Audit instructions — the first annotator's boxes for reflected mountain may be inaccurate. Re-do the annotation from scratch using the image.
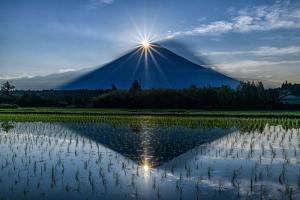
[0,121,234,167]
[62,122,235,167]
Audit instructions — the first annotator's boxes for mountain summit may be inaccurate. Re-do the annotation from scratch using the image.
[60,44,239,90]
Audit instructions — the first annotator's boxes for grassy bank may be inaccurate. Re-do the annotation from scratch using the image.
[0,108,299,129]
[0,113,299,131]
[0,107,300,118]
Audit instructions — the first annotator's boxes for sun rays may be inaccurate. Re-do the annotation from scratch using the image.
[124,19,172,87]
[142,40,150,48]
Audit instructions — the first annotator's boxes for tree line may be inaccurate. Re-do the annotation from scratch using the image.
[0,80,299,109]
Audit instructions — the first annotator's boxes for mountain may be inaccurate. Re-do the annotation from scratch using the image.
[60,44,239,90]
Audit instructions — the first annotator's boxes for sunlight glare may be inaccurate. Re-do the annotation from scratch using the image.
[143,164,150,171]
[142,40,150,48]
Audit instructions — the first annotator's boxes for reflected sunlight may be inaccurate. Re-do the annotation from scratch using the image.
[143,164,150,171]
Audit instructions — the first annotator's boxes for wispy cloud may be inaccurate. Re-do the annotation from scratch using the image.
[167,1,300,38]
[87,0,115,9]
[215,59,300,85]
[203,46,300,56]
[0,73,34,80]
[203,45,300,84]
[217,60,300,69]
[59,68,76,73]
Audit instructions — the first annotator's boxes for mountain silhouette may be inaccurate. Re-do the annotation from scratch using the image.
[60,44,239,89]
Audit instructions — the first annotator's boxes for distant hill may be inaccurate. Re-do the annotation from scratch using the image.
[0,68,93,90]
[60,44,239,90]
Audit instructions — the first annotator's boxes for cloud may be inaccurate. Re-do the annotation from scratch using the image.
[167,1,300,38]
[216,60,300,69]
[87,0,114,9]
[214,59,300,85]
[202,45,300,84]
[203,46,300,56]
[59,68,76,73]
[0,73,34,80]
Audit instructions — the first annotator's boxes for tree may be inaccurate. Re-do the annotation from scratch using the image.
[65,95,73,105]
[281,81,292,89]
[129,80,141,94]
[1,81,15,96]
[111,84,118,91]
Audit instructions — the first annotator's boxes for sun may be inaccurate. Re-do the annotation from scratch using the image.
[141,40,150,48]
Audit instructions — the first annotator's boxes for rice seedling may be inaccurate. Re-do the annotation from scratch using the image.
[0,118,299,199]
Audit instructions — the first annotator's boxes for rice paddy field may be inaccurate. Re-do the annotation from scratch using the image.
[1,108,300,118]
[0,109,300,199]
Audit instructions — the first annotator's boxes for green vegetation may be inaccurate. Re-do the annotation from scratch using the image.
[92,82,281,109]
[1,81,299,109]
[0,108,299,131]
[1,81,15,96]
[0,104,18,108]
[0,107,300,117]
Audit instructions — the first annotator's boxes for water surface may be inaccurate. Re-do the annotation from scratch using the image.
[0,121,299,199]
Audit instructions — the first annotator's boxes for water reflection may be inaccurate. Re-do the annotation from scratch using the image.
[64,122,233,167]
[0,121,299,199]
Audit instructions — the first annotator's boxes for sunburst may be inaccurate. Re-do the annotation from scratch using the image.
[141,39,150,48]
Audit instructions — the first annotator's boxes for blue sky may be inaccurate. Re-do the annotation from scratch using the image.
[0,0,300,85]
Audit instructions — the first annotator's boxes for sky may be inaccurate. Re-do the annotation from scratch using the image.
[0,0,300,86]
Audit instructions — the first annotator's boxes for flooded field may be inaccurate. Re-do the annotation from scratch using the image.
[0,119,299,199]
